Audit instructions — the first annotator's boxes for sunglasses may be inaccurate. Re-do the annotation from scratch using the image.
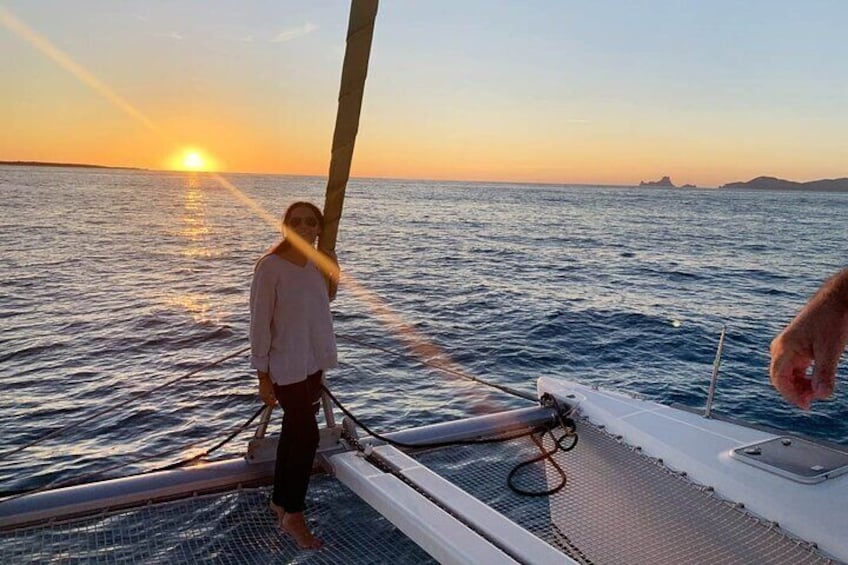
[288,216,318,228]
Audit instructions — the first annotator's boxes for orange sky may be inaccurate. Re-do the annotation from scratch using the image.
[2,2,847,188]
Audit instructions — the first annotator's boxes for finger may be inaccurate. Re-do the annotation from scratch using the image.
[768,336,791,384]
[770,353,813,409]
[811,356,838,400]
[785,376,813,410]
[791,372,814,411]
[769,332,819,407]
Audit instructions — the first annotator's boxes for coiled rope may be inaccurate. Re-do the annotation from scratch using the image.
[506,394,578,497]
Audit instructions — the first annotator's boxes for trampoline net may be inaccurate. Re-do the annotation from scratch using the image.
[1,478,434,564]
[413,418,838,565]
[1,418,840,564]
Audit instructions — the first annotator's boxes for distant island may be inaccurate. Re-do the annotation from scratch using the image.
[0,160,143,171]
[720,176,848,192]
[639,176,676,188]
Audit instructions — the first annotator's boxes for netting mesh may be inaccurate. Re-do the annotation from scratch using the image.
[2,419,841,564]
[413,418,838,565]
[1,477,434,564]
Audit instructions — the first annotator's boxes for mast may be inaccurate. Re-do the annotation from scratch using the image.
[317,0,378,427]
[319,0,379,255]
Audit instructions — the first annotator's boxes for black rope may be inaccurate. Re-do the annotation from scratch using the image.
[323,385,579,498]
[507,412,578,497]
[0,404,265,501]
[330,337,582,496]
[322,385,545,449]
[506,394,578,497]
[0,346,250,461]
[142,405,265,473]
[336,333,537,402]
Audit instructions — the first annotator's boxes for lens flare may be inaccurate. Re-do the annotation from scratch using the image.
[1,6,507,412]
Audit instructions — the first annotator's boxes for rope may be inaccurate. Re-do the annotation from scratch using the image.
[336,333,537,402]
[324,385,579,498]
[0,346,250,460]
[322,385,544,450]
[142,405,265,472]
[328,337,583,497]
[507,395,578,497]
[1,331,568,502]
[5,332,528,463]
[0,404,265,502]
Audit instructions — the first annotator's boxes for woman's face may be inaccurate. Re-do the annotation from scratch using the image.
[286,206,321,245]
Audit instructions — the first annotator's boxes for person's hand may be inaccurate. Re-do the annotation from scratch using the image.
[325,250,339,301]
[257,371,276,406]
[325,250,339,279]
[770,297,848,409]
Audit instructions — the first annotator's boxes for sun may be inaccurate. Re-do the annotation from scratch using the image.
[183,151,205,171]
[168,148,217,172]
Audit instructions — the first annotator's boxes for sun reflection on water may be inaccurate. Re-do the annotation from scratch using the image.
[180,174,216,258]
[163,293,221,326]
[160,174,224,325]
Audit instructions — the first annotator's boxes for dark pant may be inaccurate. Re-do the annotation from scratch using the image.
[272,371,323,513]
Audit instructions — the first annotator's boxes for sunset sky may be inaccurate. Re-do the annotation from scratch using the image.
[1,1,846,187]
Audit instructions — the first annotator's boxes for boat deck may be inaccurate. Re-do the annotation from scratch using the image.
[2,414,838,563]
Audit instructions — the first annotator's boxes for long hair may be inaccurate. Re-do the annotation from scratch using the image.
[257,201,324,268]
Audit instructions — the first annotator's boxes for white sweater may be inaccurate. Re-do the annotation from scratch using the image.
[249,254,338,386]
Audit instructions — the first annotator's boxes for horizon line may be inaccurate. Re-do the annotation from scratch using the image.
[0,159,726,189]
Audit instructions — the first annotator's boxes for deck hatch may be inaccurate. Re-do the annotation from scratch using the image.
[731,436,848,483]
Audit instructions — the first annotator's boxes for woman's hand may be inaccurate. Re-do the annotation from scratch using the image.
[257,371,276,406]
[325,250,340,301]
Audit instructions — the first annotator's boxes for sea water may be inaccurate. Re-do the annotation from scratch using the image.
[1,165,846,495]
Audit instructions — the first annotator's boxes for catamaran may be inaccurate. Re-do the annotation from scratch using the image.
[2,2,847,563]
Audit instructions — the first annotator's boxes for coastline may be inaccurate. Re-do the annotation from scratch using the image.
[0,160,144,171]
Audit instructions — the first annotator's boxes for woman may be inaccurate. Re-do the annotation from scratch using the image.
[249,201,338,549]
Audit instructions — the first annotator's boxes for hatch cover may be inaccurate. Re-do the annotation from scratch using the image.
[731,436,848,483]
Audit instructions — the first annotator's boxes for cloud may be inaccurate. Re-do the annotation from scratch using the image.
[154,31,184,40]
[271,22,318,43]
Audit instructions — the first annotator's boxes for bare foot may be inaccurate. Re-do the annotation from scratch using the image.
[269,501,285,527]
[281,511,323,549]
